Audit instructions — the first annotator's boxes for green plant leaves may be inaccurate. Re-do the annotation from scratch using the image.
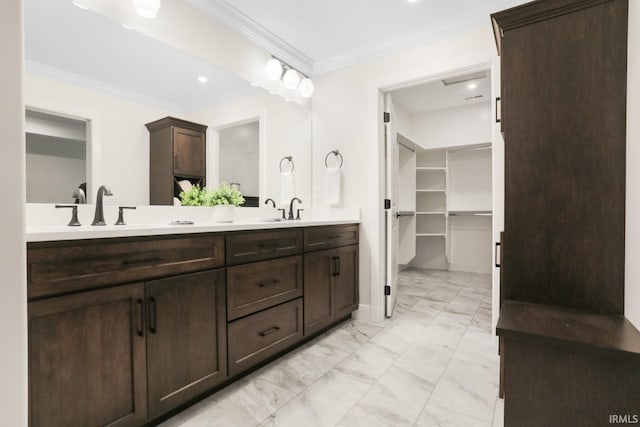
[179,182,245,207]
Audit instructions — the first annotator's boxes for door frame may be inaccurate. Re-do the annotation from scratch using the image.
[370,61,495,323]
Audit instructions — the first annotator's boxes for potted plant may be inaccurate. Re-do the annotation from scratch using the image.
[179,183,245,222]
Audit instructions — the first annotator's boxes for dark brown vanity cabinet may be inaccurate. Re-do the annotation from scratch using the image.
[145,269,227,419]
[29,283,148,427]
[27,224,359,426]
[303,226,359,336]
[226,230,305,376]
[147,116,207,205]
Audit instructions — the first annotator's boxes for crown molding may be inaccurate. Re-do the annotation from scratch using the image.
[25,61,255,114]
[26,60,186,113]
[186,0,314,76]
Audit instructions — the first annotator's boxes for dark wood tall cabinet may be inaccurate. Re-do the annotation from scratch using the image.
[147,117,207,205]
[492,0,640,425]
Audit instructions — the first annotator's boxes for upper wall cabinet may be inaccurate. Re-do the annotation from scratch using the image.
[147,117,208,205]
[492,0,628,314]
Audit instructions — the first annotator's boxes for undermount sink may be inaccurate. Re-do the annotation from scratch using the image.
[260,218,284,222]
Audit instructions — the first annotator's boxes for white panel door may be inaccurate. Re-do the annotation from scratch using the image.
[385,94,399,317]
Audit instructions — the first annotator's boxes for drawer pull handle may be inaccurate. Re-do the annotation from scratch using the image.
[123,256,163,266]
[136,299,144,337]
[258,279,280,288]
[257,240,277,250]
[328,235,341,240]
[148,297,157,334]
[259,326,280,337]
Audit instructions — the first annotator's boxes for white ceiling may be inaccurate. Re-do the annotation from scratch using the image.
[24,0,252,112]
[391,70,491,114]
[189,0,532,75]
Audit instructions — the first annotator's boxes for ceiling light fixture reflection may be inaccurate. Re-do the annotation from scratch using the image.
[72,1,89,10]
[132,0,161,19]
[197,76,208,83]
[467,82,477,90]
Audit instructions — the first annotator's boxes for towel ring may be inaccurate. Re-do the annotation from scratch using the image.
[324,150,344,168]
[279,156,295,173]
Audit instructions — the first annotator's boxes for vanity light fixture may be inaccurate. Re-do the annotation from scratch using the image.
[265,56,315,97]
[197,76,208,83]
[265,58,284,81]
[283,69,300,90]
[132,0,161,19]
[298,78,315,98]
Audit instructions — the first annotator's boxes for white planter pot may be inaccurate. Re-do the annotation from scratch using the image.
[212,204,235,223]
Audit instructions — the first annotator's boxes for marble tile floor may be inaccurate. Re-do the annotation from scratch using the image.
[160,269,503,427]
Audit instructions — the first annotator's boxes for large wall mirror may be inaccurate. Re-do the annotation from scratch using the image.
[24,0,311,206]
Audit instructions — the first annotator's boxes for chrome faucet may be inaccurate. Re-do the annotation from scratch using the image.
[92,185,113,226]
[288,197,302,220]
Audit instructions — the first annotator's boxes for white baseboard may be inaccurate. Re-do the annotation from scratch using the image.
[352,304,372,322]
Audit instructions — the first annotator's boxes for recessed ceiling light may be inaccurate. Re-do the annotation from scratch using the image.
[197,76,208,83]
[467,82,477,90]
[408,0,419,3]
[72,1,89,10]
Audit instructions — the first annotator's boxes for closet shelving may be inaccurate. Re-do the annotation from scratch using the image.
[415,147,448,239]
[397,133,417,265]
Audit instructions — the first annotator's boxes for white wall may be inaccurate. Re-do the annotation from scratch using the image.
[24,73,174,205]
[626,1,640,330]
[218,122,259,197]
[26,151,85,203]
[0,0,27,424]
[411,102,491,150]
[188,91,312,208]
[312,25,497,321]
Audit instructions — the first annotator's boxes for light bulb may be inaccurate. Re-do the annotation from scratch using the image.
[283,69,300,90]
[132,0,161,19]
[298,78,314,97]
[265,58,283,81]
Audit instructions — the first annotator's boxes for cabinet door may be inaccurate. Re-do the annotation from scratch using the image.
[334,245,359,320]
[303,250,334,336]
[173,127,205,177]
[29,284,147,427]
[146,270,227,419]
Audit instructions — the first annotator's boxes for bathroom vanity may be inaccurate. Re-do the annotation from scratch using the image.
[26,220,359,427]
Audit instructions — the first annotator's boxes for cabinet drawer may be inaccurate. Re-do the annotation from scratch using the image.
[227,256,303,321]
[304,225,358,252]
[228,298,303,376]
[27,234,224,299]
[226,229,303,265]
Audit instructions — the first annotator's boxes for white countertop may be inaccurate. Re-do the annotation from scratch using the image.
[26,204,360,242]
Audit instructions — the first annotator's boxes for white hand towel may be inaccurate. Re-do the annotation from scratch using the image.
[280,171,295,206]
[324,166,342,205]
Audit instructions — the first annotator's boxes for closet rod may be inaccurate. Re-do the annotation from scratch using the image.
[398,141,416,152]
[447,143,492,153]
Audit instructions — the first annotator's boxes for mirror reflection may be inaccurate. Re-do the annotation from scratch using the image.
[23,0,311,206]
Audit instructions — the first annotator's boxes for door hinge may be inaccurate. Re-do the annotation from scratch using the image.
[384,199,391,209]
[383,112,390,123]
[384,285,391,296]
